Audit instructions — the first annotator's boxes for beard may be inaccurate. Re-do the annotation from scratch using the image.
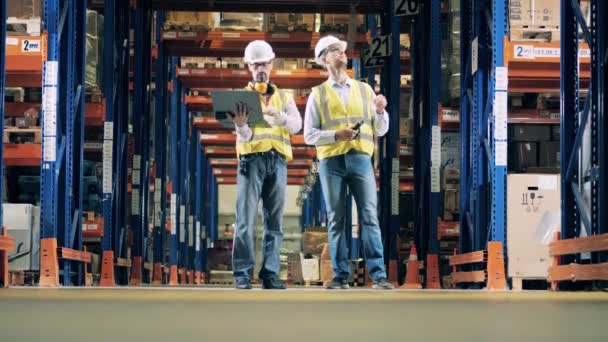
[255,72,268,82]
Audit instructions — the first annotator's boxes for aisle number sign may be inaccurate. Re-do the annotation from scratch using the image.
[395,0,419,16]
[362,35,391,68]
[21,39,41,53]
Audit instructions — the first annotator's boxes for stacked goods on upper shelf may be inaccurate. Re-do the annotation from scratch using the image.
[7,0,42,36]
[319,14,366,34]
[217,12,264,31]
[86,10,104,91]
[265,13,315,32]
[508,0,590,42]
[447,0,460,102]
[163,11,215,31]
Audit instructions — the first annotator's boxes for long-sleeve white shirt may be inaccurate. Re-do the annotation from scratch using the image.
[304,77,389,146]
[235,93,302,141]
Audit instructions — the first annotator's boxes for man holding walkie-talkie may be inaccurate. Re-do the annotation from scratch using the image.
[304,36,393,290]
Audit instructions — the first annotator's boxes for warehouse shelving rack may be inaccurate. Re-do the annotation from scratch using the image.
[454,0,508,289]
[552,0,608,288]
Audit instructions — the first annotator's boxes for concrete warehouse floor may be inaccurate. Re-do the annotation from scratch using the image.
[0,288,607,342]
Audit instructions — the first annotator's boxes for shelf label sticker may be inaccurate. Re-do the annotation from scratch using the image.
[42,85,57,113]
[163,32,177,39]
[222,32,241,38]
[180,206,185,224]
[154,178,162,202]
[133,155,141,169]
[513,45,535,59]
[391,158,399,216]
[179,219,186,243]
[131,189,140,215]
[44,61,59,86]
[202,225,207,240]
[495,67,508,91]
[472,37,478,75]
[189,216,194,247]
[104,122,114,140]
[192,69,207,75]
[43,93,57,137]
[177,69,190,75]
[132,169,141,185]
[431,125,441,166]
[154,202,161,226]
[43,136,56,162]
[195,221,201,251]
[102,141,113,193]
[22,39,41,53]
[494,91,508,140]
[495,141,508,166]
[431,166,440,193]
[276,70,292,76]
[231,70,247,75]
[178,32,196,38]
[170,194,177,235]
[271,33,289,39]
[6,37,18,45]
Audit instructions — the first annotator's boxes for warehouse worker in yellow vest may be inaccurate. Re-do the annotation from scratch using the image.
[304,36,393,290]
[228,40,302,289]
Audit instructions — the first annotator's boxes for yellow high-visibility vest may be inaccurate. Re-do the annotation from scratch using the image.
[236,86,293,161]
[311,80,375,160]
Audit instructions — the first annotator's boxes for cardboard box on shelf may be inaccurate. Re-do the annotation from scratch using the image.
[320,14,365,33]
[7,0,42,19]
[217,12,264,31]
[303,229,328,256]
[165,11,215,31]
[301,257,320,282]
[265,13,315,32]
[507,174,560,282]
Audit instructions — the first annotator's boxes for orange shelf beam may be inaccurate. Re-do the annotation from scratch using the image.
[4,144,41,166]
[5,101,105,126]
[186,95,308,113]
[504,37,590,93]
[178,68,354,89]
[163,31,369,58]
[5,35,47,87]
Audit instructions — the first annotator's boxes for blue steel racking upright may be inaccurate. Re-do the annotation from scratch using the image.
[38,0,88,287]
[457,0,508,286]
[131,0,154,285]
[560,0,607,269]
[0,0,5,243]
[100,0,131,286]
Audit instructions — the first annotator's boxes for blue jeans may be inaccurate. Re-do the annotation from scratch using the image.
[319,152,387,282]
[233,151,286,282]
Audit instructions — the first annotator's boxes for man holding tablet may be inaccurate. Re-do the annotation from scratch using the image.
[227,40,302,289]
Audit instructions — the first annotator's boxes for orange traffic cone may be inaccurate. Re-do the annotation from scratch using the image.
[400,245,422,289]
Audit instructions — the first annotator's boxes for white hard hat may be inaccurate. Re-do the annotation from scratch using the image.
[314,35,347,65]
[243,40,275,64]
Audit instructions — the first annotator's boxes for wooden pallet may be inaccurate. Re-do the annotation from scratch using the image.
[510,26,560,43]
[3,127,42,144]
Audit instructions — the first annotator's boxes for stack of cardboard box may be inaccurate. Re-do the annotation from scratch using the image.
[265,13,315,32]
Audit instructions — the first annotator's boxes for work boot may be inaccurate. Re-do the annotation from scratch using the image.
[261,277,286,289]
[372,278,394,290]
[325,277,350,290]
[235,278,252,290]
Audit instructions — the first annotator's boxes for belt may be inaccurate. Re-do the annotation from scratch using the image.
[241,149,285,160]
